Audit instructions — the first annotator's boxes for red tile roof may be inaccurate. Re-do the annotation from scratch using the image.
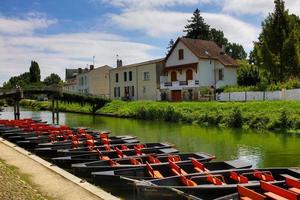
[166,38,238,67]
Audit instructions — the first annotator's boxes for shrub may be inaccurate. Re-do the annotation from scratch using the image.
[0,100,5,107]
[226,107,243,128]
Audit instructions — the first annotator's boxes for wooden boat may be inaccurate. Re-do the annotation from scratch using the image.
[16,135,137,150]
[52,147,180,169]
[8,130,109,145]
[91,159,251,193]
[134,168,300,200]
[72,152,215,179]
[34,142,174,158]
[216,175,300,200]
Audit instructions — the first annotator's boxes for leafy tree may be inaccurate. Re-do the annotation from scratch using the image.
[226,43,247,60]
[44,73,61,86]
[237,60,261,86]
[166,39,175,54]
[184,9,247,60]
[253,0,300,82]
[209,28,228,47]
[29,61,41,82]
[3,72,31,89]
[184,8,210,40]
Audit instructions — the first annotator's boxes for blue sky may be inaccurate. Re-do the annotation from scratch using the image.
[0,0,299,84]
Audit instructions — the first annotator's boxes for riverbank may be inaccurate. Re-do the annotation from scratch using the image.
[20,99,300,132]
[0,159,49,200]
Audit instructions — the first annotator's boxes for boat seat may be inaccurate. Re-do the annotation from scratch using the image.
[115,147,126,158]
[168,155,181,162]
[120,144,129,150]
[180,176,197,187]
[146,162,164,179]
[261,181,299,200]
[206,175,225,185]
[289,187,300,194]
[169,161,187,176]
[191,159,208,173]
[264,192,289,200]
[148,155,161,164]
[253,170,274,182]
[230,171,248,183]
[130,158,142,165]
[237,185,266,200]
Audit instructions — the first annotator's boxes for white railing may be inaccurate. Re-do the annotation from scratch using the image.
[217,88,300,101]
[160,80,200,89]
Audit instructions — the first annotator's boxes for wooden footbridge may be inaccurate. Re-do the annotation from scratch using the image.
[0,85,110,124]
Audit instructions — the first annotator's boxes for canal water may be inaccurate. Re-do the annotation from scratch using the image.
[1,107,300,168]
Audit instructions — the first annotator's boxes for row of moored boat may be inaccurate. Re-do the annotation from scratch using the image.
[0,118,299,200]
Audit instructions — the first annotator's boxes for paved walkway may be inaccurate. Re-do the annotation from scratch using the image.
[0,138,119,200]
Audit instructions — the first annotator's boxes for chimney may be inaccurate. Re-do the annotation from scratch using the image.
[117,59,123,68]
[220,45,226,55]
[90,65,94,70]
[78,68,82,74]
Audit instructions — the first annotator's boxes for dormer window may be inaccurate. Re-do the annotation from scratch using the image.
[178,49,184,60]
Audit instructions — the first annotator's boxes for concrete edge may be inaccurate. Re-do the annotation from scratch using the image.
[0,137,120,200]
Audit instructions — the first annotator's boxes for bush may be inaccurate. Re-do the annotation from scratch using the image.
[0,100,5,107]
[237,60,260,86]
[226,107,243,128]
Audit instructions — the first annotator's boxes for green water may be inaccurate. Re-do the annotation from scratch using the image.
[1,108,300,168]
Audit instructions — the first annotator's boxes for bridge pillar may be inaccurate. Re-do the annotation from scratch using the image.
[13,100,20,120]
[51,99,59,125]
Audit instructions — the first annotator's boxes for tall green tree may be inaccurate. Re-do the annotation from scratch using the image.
[184,9,247,60]
[29,61,41,82]
[226,43,247,60]
[209,28,228,47]
[184,8,210,40]
[44,73,61,86]
[253,0,300,82]
[166,39,175,54]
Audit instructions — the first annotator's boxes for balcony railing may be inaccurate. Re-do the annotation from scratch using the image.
[161,79,200,89]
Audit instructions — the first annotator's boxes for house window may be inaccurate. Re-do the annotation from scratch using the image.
[114,87,120,97]
[218,69,224,81]
[117,87,120,97]
[124,86,129,97]
[131,86,134,97]
[178,49,184,60]
[171,71,177,81]
[115,73,119,83]
[144,72,150,81]
[186,69,193,81]
[129,71,132,81]
[124,72,127,82]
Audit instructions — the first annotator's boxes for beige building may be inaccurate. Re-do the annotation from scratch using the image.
[76,65,112,97]
[109,58,164,100]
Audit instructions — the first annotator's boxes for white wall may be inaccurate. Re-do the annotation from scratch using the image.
[217,89,300,101]
[166,41,198,67]
[198,60,214,86]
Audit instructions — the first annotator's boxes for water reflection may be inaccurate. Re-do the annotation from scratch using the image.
[1,108,299,168]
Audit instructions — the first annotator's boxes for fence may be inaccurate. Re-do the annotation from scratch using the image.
[217,88,300,101]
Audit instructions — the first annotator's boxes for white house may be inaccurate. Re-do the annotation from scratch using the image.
[160,38,238,101]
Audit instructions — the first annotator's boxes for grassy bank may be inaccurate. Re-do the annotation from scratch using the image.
[20,99,300,132]
[0,159,50,200]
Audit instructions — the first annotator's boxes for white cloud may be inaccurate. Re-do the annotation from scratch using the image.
[101,0,214,10]
[109,9,259,50]
[222,0,300,16]
[0,12,57,35]
[0,15,159,85]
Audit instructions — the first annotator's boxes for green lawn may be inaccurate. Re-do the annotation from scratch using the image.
[20,100,300,132]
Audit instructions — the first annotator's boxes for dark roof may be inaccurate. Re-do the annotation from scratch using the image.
[110,58,164,71]
[65,69,79,81]
[166,38,238,67]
